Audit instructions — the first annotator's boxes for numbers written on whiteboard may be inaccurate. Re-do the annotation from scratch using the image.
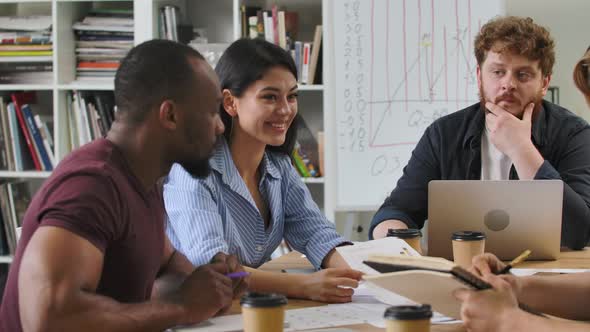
[408,108,449,128]
[370,154,402,176]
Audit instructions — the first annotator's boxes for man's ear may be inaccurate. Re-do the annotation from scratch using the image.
[476,65,482,89]
[541,75,551,96]
[158,99,177,130]
[222,89,237,117]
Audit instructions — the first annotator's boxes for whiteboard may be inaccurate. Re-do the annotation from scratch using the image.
[331,0,505,209]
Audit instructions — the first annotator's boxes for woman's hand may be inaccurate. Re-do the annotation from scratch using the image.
[300,268,364,303]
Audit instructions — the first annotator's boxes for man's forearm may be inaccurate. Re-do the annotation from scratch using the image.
[153,250,194,299]
[518,273,590,320]
[245,267,308,298]
[372,219,408,239]
[27,290,187,332]
[509,308,590,332]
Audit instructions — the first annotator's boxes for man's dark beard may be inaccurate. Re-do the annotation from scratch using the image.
[181,158,211,179]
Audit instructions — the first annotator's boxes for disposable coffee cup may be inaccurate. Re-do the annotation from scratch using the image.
[452,231,486,268]
[384,304,432,332]
[240,292,287,332]
[387,228,423,254]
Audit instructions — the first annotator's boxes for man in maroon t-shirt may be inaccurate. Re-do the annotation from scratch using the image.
[0,40,248,331]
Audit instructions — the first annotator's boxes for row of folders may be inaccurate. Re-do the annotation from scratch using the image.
[0,90,116,172]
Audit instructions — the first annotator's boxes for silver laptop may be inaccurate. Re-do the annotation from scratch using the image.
[427,180,563,260]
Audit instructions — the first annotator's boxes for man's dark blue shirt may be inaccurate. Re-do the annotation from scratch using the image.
[370,101,590,249]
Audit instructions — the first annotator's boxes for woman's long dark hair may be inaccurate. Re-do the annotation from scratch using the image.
[215,38,299,155]
[573,46,590,105]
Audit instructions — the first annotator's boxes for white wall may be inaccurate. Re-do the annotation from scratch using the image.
[507,0,590,119]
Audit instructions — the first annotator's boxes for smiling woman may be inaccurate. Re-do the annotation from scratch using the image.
[163,38,364,304]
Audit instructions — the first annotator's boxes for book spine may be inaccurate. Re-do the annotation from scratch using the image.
[248,16,258,39]
[10,95,42,171]
[170,7,179,42]
[0,50,52,56]
[6,103,23,171]
[271,5,279,45]
[256,10,264,37]
[301,42,311,84]
[76,92,92,144]
[159,8,167,40]
[308,25,322,84]
[278,11,286,49]
[0,185,16,254]
[22,104,52,171]
[0,110,8,170]
[1,100,14,171]
[240,5,247,38]
[66,92,78,150]
[34,114,55,167]
[263,11,273,43]
[294,41,303,83]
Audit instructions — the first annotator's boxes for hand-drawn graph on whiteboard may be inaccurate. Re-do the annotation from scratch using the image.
[333,0,504,209]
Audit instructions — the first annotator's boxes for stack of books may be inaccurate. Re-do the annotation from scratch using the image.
[65,90,115,149]
[72,9,134,81]
[241,5,322,85]
[0,15,53,84]
[0,92,54,172]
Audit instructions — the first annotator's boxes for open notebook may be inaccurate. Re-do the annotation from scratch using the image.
[362,255,543,319]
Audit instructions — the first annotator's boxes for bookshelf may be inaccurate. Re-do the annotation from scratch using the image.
[0,0,337,261]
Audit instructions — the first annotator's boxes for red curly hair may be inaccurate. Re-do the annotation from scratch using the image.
[474,16,555,77]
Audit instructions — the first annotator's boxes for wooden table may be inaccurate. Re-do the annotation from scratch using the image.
[226,248,590,331]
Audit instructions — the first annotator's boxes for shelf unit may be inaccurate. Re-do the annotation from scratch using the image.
[0,1,337,260]
[0,255,13,264]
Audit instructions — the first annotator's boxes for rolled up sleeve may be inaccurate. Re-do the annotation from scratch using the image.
[281,159,348,269]
[164,164,228,266]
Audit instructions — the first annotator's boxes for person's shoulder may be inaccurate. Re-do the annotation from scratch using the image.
[543,101,590,130]
[51,139,124,184]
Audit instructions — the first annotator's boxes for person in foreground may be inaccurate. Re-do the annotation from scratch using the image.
[453,47,590,332]
[0,40,248,332]
[370,16,590,250]
[164,38,363,303]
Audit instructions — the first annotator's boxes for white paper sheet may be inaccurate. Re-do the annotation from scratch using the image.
[172,300,457,331]
[336,237,421,275]
[172,314,243,332]
[510,268,590,277]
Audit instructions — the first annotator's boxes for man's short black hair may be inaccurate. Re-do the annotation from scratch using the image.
[114,39,205,123]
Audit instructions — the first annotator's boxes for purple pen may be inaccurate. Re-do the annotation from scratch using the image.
[226,271,250,279]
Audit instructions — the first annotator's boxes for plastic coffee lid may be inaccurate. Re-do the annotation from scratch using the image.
[451,231,486,241]
[384,304,433,320]
[240,292,288,308]
[386,228,422,239]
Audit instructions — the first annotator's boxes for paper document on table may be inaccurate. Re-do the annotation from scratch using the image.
[173,298,457,331]
[337,237,421,275]
[510,268,590,277]
[287,302,457,329]
[172,314,242,332]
